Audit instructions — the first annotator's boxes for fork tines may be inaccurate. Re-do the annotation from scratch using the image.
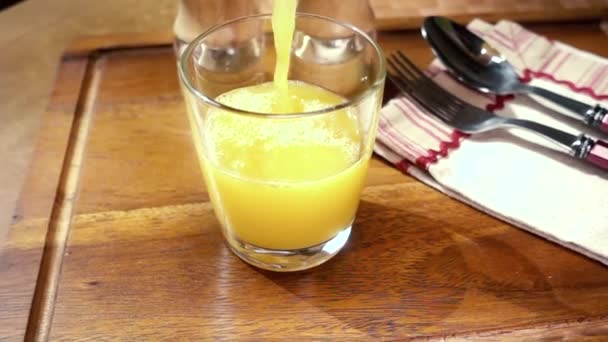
[387,51,463,123]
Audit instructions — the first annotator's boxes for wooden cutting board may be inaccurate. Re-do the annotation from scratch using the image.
[1,22,608,341]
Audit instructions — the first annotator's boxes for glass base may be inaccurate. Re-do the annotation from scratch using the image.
[226,226,352,272]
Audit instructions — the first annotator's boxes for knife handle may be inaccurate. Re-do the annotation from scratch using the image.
[599,108,608,133]
[585,105,608,134]
[586,140,608,170]
[526,85,608,134]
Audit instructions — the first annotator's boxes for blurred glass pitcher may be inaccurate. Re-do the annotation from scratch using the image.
[173,0,376,97]
[173,0,375,57]
[173,0,261,57]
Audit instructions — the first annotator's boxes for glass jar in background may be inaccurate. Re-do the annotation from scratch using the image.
[172,0,378,121]
[174,0,266,95]
[292,0,377,96]
[173,0,376,59]
[297,0,376,38]
[173,0,261,57]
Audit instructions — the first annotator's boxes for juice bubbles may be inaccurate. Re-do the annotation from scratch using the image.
[199,82,370,250]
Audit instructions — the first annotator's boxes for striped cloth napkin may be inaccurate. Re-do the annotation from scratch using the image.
[375,19,608,265]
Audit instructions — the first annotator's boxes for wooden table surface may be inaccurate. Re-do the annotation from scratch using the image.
[1,21,607,341]
[0,0,176,251]
[1,2,607,255]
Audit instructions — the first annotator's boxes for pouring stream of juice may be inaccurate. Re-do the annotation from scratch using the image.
[272,0,298,112]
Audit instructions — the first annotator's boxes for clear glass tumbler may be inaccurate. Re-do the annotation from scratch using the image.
[179,14,385,272]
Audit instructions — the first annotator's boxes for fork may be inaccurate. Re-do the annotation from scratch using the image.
[387,51,608,171]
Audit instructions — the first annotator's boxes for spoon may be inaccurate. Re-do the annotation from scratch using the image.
[421,16,608,134]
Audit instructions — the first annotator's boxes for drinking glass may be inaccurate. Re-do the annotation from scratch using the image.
[179,14,385,271]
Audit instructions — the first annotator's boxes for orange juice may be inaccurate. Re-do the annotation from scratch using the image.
[197,82,370,250]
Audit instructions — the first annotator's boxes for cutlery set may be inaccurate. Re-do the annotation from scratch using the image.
[388,16,608,170]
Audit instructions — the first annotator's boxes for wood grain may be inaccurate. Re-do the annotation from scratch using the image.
[444,318,608,341]
[64,32,175,58]
[0,0,606,288]
[25,54,102,342]
[1,22,608,341]
[49,184,608,340]
[0,58,88,341]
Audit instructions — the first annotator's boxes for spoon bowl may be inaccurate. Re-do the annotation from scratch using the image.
[421,16,522,94]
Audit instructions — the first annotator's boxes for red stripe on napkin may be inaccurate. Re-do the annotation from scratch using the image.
[521,69,608,101]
